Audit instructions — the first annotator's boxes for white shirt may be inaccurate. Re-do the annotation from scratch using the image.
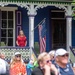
[0,58,6,74]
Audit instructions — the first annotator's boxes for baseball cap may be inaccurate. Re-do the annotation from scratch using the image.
[14,52,21,56]
[55,48,68,57]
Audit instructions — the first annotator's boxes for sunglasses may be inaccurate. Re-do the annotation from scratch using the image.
[46,60,51,63]
[60,54,69,57]
[15,55,21,58]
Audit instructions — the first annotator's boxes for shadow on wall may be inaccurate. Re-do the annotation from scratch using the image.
[34,42,40,55]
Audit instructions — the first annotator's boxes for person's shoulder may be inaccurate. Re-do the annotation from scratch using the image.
[0,58,3,63]
[32,67,43,73]
[24,35,27,38]
[32,67,40,71]
[17,35,20,39]
[0,58,5,62]
[31,67,43,75]
[67,63,72,68]
[0,58,6,64]
[27,63,33,68]
[17,35,20,37]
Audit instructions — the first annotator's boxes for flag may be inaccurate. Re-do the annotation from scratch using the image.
[38,19,46,53]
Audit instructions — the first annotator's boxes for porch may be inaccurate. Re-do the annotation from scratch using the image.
[0,0,75,60]
[0,47,37,63]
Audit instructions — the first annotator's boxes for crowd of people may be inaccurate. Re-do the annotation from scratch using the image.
[0,48,75,75]
[32,49,75,75]
[0,30,75,75]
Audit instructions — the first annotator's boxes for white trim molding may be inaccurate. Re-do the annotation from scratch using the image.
[0,7,18,11]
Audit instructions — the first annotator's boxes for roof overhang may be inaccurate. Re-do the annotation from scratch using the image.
[0,0,73,5]
[0,0,73,2]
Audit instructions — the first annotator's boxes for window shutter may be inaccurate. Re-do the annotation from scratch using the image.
[16,10,22,36]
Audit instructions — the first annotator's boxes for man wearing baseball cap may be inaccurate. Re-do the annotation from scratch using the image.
[54,48,74,75]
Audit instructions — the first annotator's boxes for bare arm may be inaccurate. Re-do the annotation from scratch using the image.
[25,41,27,46]
[44,65,51,75]
[50,64,58,75]
[16,41,19,46]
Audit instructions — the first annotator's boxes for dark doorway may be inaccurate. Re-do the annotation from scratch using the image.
[51,10,66,49]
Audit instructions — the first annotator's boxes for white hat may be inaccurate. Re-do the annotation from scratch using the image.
[55,48,68,57]
[49,50,55,55]
[14,52,21,56]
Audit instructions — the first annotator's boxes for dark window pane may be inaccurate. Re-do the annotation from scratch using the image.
[8,20,13,28]
[2,20,7,28]
[1,38,7,46]
[52,19,66,49]
[8,38,13,46]
[51,10,65,18]
[51,12,65,18]
[1,29,6,37]
[8,11,13,19]
[8,29,13,37]
[2,11,7,19]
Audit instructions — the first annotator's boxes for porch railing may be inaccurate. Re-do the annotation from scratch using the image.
[70,46,75,64]
[0,47,37,63]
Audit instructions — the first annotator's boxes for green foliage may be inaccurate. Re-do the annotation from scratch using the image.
[0,42,7,46]
[72,7,75,20]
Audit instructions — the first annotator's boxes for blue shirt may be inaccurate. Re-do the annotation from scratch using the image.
[27,62,34,69]
[54,63,74,75]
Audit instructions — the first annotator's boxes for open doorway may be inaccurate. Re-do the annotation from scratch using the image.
[51,10,66,49]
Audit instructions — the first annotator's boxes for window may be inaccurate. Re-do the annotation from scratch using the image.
[51,9,66,49]
[1,11,14,46]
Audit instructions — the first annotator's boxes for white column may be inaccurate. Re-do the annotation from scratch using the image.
[66,17,72,51]
[65,6,73,52]
[27,5,37,48]
[29,16,35,48]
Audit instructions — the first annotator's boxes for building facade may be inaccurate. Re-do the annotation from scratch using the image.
[0,0,75,53]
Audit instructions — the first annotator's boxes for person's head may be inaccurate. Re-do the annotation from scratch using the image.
[0,52,5,59]
[49,50,55,60]
[55,48,69,67]
[0,53,5,59]
[19,30,24,36]
[38,52,52,68]
[11,52,22,64]
[14,52,21,61]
